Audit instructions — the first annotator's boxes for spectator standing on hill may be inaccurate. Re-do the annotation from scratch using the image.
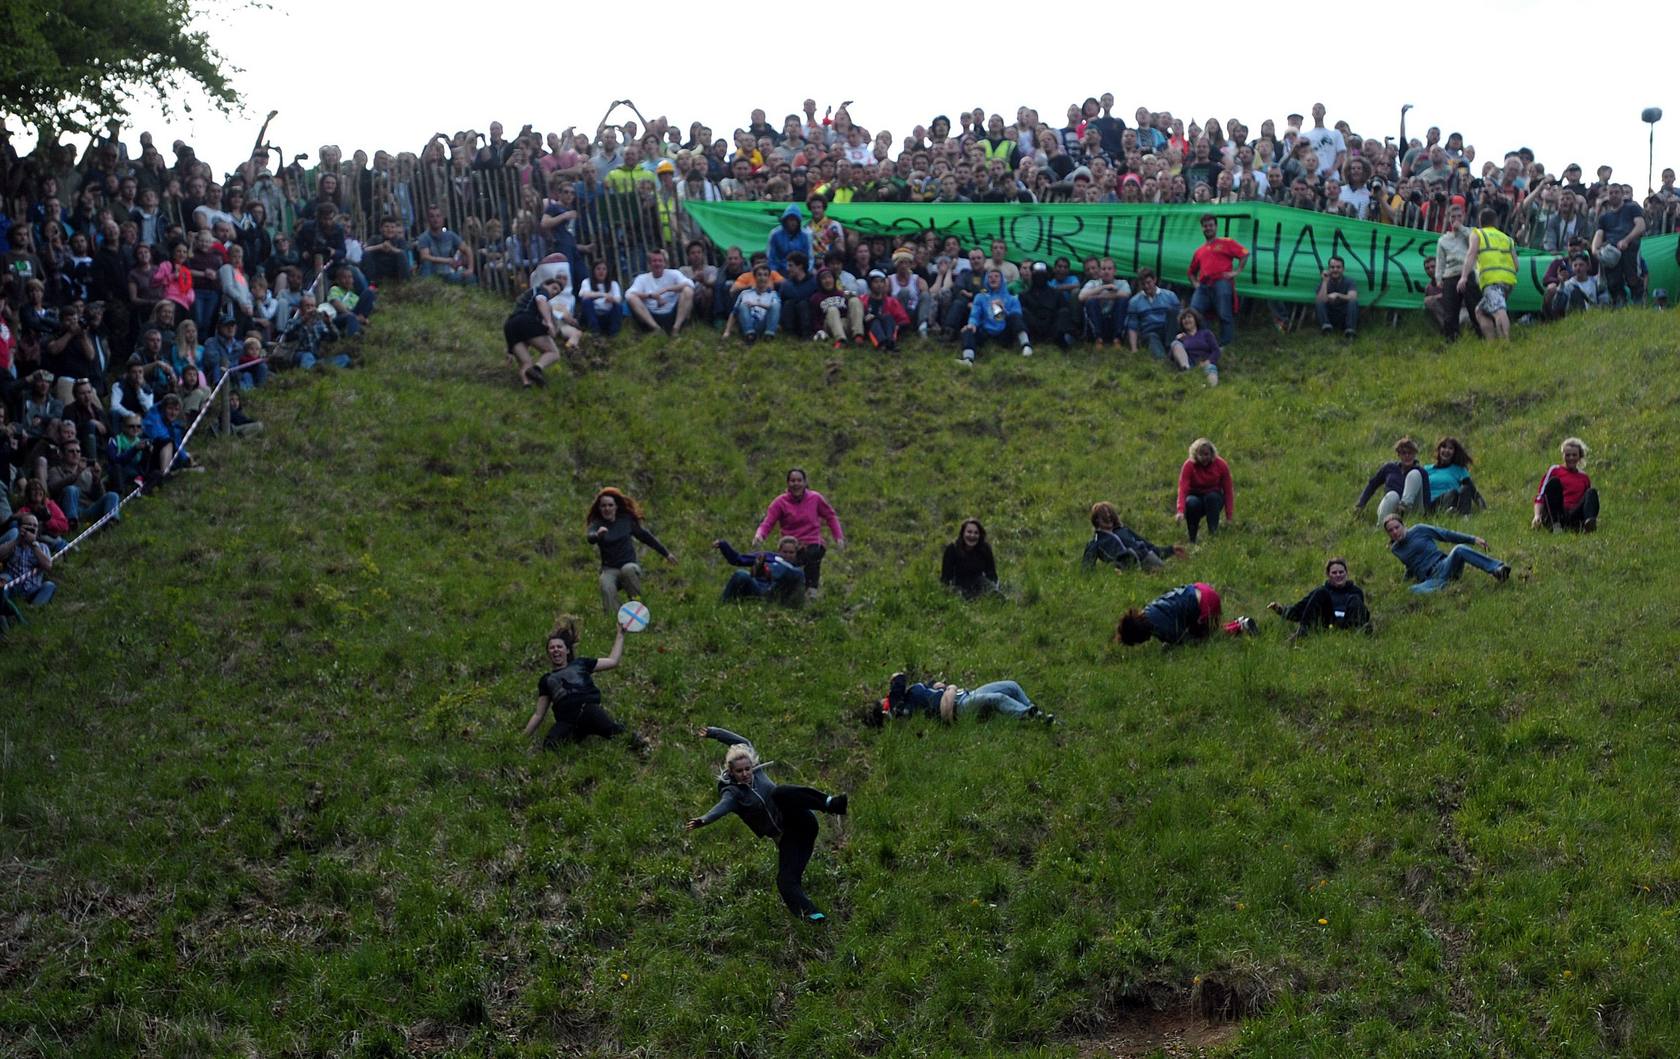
[1175,437,1234,543]
[752,468,844,598]
[523,616,649,753]
[586,487,675,616]
[1187,214,1246,346]
[1592,183,1646,306]
[1383,514,1511,593]
[1531,436,1599,532]
[1433,200,1478,340]
[626,249,694,337]
[1462,208,1516,339]
[1266,557,1371,638]
[1126,268,1180,359]
[684,726,849,923]
[1315,255,1359,337]
[1355,436,1429,523]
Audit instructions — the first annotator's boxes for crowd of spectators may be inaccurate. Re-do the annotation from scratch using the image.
[0,97,1673,615]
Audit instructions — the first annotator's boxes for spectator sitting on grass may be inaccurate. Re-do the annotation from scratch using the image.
[940,518,999,597]
[279,294,349,370]
[726,263,781,343]
[105,413,150,493]
[0,513,55,612]
[1125,268,1181,359]
[415,204,476,284]
[44,428,117,530]
[1169,307,1221,386]
[626,249,694,337]
[959,267,1031,365]
[1315,255,1359,337]
[576,260,625,337]
[141,393,196,479]
[1078,257,1130,347]
[13,479,69,550]
[1266,557,1372,638]
[1355,435,1429,523]
[326,264,373,337]
[860,269,910,350]
[714,536,806,604]
[1084,501,1182,572]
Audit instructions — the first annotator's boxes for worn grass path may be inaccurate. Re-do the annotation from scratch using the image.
[3,285,1678,1057]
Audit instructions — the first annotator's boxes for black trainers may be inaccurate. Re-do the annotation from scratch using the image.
[887,673,908,715]
[628,732,651,756]
[1584,517,1597,533]
[826,793,848,815]
[1493,565,1511,583]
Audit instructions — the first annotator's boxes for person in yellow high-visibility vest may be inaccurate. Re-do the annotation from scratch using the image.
[1460,208,1517,339]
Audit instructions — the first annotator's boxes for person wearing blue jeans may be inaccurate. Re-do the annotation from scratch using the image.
[58,484,120,529]
[1384,515,1510,593]
[729,267,782,342]
[715,537,805,605]
[1187,214,1247,346]
[1079,258,1130,345]
[864,672,1054,726]
[1314,256,1359,336]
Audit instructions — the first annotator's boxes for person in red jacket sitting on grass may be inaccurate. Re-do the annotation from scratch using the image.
[1175,436,1235,543]
[1531,436,1600,532]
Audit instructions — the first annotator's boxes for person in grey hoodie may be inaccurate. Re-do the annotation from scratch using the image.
[684,727,848,922]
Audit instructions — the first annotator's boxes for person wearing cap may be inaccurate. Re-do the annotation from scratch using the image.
[958,268,1031,365]
[201,311,243,386]
[1462,208,1516,339]
[1591,183,1646,306]
[860,270,911,351]
[1021,261,1075,351]
[1187,214,1247,346]
[887,248,932,336]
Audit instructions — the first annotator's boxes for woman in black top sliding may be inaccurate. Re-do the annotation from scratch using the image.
[685,727,849,922]
[522,615,647,752]
[940,518,999,597]
[1266,557,1372,639]
[587,487,676,616]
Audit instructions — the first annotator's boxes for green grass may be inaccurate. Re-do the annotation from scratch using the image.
[4,285,1679,1058]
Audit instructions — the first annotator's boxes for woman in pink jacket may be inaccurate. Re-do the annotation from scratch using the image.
[752,468,844,597]
[1174,437,1234,543]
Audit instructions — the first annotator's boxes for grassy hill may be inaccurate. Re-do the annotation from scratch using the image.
[4,286,1679,1058]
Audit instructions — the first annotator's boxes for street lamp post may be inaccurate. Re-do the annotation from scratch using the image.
[1642,107,1663,195]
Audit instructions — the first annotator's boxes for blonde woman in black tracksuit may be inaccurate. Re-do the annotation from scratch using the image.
[684,727,848,922]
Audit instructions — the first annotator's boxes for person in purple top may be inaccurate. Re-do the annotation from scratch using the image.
[751,468,844,597]
[1169,308,1221,387]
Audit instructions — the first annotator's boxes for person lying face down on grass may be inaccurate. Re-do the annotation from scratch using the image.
[714,536,805,604]
[1266,556,1372,638]
[522,615,648,753]
[1382,514,1511,593]
[684,726,848,923]
[861,672,1055,727]
[1083,501,1185,573]
[1114,582,1257,647]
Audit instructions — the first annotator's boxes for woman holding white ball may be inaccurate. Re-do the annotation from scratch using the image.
[522,614,648,753]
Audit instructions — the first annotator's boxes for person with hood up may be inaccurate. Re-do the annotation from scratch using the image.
[958,268,1031,365]
[766,204,813,276]
[1021,261,1075,350]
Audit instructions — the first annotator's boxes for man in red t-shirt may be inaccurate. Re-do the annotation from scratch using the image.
[1188,213,1248,346]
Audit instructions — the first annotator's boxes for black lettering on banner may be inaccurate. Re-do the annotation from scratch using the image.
[1247,219,1287,287]
[1523,254,1548,294]
[1132,215,1167,279]
[1007,215,1049,255]
[1329,228,1377,290]
[1042,213,1085,260]
[1377,234,1420,295]
[1283,225,1323,286]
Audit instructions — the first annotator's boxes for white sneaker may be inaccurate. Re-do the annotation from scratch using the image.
[956,355,973,366]
[812,329,827,342]
[1020,344,1033,357]
[918,321,929,337]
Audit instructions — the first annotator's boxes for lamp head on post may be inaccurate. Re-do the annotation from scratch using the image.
[1644,107,1664,195]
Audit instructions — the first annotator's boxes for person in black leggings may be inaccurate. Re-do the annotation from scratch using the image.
[522,616,647,752]
[685,726,848,922]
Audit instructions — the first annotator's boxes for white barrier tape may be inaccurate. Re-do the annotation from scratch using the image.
[4,360,263,596]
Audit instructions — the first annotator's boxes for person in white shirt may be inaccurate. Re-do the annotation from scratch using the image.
[625,249,695,337]
[1304,103,1346,179]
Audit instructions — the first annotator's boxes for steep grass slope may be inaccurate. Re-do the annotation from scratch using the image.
[3,286,1678,1058]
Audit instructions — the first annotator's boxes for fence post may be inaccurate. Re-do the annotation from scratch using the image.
[219,373,232,437]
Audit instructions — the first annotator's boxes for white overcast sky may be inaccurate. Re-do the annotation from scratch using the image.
[16,0,1672,191]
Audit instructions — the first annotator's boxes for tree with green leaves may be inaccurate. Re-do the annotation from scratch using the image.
[0,0,239,136]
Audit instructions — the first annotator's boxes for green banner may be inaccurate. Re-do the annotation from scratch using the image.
[685,200,1679,314]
